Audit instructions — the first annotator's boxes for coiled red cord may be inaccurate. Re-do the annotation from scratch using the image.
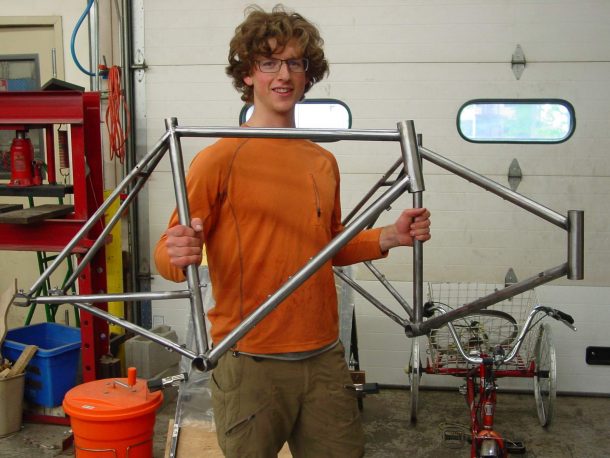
[105,66,130,164]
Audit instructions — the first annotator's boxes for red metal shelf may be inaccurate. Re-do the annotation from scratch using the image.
[0,91,108,383]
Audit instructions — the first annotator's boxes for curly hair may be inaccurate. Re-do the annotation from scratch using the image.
[226,4,329,103]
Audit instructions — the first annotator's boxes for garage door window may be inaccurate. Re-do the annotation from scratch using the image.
[457,99,575,143]
[240,98,352,129]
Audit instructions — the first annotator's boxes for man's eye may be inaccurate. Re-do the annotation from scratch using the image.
[260,60,276,69]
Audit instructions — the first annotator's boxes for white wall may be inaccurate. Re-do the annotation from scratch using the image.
[138,0,610,393]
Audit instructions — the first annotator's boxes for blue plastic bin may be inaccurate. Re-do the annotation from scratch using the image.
[1,322,81,407]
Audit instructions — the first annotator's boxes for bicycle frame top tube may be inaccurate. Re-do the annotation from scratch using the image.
[430,305,549,365]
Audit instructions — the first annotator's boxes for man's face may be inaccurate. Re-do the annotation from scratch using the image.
[243,38,309,127]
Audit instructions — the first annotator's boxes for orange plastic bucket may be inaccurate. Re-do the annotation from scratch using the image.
[63,368,163,458]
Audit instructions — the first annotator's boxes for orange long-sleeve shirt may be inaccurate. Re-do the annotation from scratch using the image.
[155,137,386,353]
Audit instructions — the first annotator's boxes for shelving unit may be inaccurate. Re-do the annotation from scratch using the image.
[0,91,108,382]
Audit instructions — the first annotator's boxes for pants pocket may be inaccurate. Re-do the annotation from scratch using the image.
[211,355,275,457]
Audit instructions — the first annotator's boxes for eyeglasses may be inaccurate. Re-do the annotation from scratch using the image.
[255,58,309,73]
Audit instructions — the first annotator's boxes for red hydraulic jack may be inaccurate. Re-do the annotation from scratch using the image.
[8,130,35,187]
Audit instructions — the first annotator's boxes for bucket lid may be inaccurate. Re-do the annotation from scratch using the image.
[63,373,163,421]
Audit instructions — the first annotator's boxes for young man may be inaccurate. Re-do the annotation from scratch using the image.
[155,5,431,457]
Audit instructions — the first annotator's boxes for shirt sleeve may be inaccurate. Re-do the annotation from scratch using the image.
[328,156,388,266]
[332,227,388,266]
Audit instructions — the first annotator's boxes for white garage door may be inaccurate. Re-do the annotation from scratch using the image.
[137,0,610,394]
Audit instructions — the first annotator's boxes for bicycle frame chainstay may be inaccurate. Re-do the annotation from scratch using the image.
[465,360,508,458]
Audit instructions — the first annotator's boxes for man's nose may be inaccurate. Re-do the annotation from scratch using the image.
[276,60,291,79]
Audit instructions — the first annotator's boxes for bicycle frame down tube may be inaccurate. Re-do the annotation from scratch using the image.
[206,174,412,368]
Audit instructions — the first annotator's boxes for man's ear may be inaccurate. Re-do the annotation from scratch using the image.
[243,75,253,86]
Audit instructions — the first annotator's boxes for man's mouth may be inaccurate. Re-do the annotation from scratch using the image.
[273,87,292,94]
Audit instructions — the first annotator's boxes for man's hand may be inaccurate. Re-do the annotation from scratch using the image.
[379,208,431,252]
[164,217,204,268]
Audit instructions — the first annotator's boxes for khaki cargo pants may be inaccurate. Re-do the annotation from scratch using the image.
[210,343,364,458]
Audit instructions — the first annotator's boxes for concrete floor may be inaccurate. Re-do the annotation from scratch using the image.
[1,388,608,457]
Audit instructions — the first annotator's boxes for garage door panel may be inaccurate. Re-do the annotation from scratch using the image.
[144,1,610,65]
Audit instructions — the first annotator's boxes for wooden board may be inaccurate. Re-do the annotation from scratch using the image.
[4,344,37,378]
[164,420,292,457]
[0,204,73,224]
[0,204,23,214]
[0,184,74,198]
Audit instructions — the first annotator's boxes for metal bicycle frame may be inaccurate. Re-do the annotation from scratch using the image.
[13,118,584,372]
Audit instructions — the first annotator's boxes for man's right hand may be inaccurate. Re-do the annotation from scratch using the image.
[164,217,204,269]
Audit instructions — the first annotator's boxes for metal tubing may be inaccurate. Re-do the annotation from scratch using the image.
[398,121,425,325]
[334,267,408,327]
[33,290,191,304]
[44,127,57,185]
[568,210,584,280]
[176,126,399,142]
[412,192,424,325]
[343,157,403,224]
[121,0,140,322]
[88,0,100,91]
[413,263,569,336]
[207,174,412,365]
[165,118,208,355]
[418,146,568,230]
[63,162,152,290]
[398,121,424,193]
[72,301,198,360]
[363,261,413,317]
[27,131,170,297]
[21,119,583,373]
